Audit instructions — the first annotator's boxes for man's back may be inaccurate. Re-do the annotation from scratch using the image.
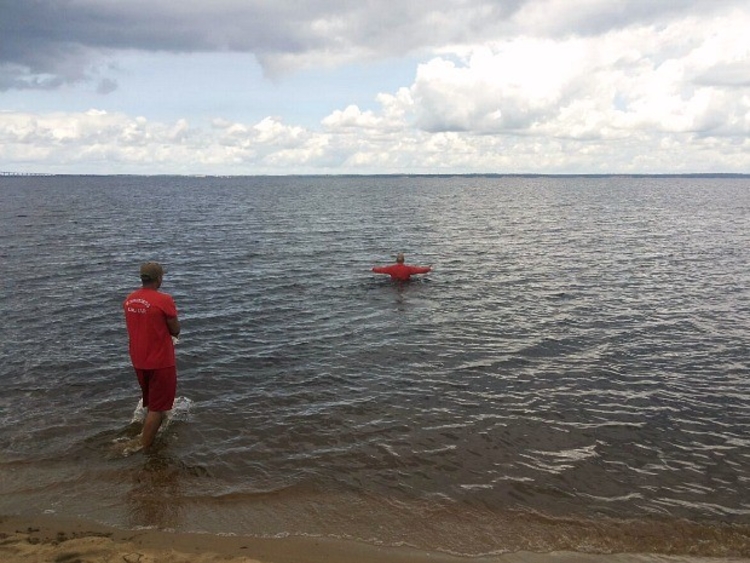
[124,287,177,369]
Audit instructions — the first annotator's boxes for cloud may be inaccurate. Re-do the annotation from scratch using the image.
[3,0,745,90]
[0,108,333,173]
[96,77,118,95]
[509,0,733,36]
[1,1,748,174]
[407,9,750,141]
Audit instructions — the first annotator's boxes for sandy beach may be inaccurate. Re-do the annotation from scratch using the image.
[2,514,749,563]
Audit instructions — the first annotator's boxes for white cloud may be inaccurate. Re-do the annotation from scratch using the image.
[322,105,381,129]
[406,9,750,144]
[6,0,741,89]
[1,2,749,174]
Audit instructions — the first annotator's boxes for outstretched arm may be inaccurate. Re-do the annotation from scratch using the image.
[408,266,431,275]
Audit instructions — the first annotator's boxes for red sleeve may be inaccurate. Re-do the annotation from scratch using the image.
[160,294,178,318]
[408,266,431,274]
[372,266,393,274]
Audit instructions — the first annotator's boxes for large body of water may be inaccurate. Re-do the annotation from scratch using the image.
[1,175,749,557]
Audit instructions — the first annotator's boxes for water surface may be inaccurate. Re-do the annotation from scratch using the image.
[1,175,749,556]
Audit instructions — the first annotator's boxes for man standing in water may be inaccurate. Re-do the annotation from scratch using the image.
[123,262,180,451]
[372,253,432,281]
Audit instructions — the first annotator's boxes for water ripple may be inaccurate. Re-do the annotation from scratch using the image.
[1,175,749,556]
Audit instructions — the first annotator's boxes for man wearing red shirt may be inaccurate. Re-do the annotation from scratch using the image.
[372,253,432,281]
[123,262,180,451]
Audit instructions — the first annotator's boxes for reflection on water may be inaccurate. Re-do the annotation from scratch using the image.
[126,452,184,530]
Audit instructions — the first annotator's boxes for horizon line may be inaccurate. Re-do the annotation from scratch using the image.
[2,171,749,179]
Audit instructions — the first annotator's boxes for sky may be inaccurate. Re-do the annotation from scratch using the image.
[1,0,749,175]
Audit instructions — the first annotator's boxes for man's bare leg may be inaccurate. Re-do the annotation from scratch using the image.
[141,410,165,450]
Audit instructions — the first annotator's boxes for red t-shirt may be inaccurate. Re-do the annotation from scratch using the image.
[372,263,431,281]
[123,288,178,369]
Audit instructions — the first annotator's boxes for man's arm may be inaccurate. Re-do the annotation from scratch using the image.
[408,266,431,275]
[167,316,181,337]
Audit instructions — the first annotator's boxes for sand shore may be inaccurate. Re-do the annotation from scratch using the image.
[1,513,749,563]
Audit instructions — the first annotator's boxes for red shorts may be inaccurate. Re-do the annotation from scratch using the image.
[135,366,177,412]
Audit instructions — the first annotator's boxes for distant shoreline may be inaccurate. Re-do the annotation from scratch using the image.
[2,172,749,178]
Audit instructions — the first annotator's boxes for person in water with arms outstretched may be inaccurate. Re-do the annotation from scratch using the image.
[372,253,432,281]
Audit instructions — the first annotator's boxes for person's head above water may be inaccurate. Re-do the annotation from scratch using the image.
[396,253,405,264]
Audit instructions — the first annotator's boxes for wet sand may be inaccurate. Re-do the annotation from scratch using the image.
[2,514,749,563]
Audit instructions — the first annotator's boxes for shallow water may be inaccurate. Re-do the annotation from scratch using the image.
[1,175,749,556]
